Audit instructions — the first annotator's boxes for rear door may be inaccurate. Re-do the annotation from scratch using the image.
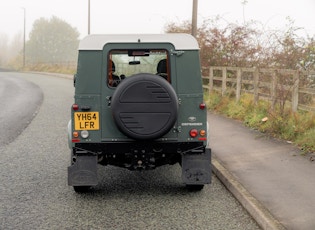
[101,43,179,142]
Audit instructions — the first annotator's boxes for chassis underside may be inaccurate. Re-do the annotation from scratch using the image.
[68,142,211,188]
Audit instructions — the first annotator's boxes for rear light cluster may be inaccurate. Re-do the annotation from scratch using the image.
[189,128,207,141]
[72,131,89,138]
[71,104,89,143]
[72,131,90,143]
[188,102,207,141]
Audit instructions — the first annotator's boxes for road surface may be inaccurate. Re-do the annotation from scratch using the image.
[0,72,260,229]
[0,72,42,145]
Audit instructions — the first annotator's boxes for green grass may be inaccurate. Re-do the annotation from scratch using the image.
[205,91,315,154]
[24,63,76,74]
[6,58,76,75]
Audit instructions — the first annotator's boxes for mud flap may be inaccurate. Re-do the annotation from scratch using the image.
[181,148,212,185]
[68,155,98,186]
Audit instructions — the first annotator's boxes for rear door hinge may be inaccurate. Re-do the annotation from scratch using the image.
[171,50,185,56]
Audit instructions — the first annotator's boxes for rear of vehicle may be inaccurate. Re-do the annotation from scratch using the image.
[68,34,211,192]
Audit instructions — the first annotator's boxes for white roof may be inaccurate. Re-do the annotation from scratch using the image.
[78,34,199,50]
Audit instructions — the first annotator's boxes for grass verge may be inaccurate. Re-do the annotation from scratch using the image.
[205,91,315,154]
[24,63,76,75]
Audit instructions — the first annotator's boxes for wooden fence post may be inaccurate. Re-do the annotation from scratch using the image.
[209,66,214,93]
[236,68,241,102]
[222,67,227,96]
[292,70,299,112]
[271,70,277,110]
[253,68,259,104]
[204,66,315,112]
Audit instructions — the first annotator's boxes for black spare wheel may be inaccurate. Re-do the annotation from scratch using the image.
[111,73,178,140]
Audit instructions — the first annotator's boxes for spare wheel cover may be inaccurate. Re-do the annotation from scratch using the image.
[111,73,178,140]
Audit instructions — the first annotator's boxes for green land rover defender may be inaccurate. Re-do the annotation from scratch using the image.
[68,34,211,192]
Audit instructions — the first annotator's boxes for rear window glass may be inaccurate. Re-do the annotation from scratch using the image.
[107,49,169,87]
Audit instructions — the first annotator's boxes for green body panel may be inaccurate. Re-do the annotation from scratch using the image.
[75,51,103,94]
[177,93,207,143]
[72,51,103,143]
[175,50,203,94]
[72,41,207,145]
[174,50,206,143]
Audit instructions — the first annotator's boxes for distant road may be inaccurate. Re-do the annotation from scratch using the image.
[0,72,43,145]
[0,68,14,72]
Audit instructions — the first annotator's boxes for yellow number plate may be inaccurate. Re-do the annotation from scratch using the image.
[74,112,99,130]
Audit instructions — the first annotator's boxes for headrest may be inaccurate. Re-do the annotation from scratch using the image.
[157,59,167,73]
[110,60,115,72]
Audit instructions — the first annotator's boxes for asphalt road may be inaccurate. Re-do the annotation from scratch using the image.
[0,72,42,145]
[0,72,260,230]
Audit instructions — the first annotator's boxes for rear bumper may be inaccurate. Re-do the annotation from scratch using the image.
[72,141,206,169]
[68,142,211,186]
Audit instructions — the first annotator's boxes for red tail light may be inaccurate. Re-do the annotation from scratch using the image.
[189,129,198,138]
[72,104,79,111]
[199,103,206,110]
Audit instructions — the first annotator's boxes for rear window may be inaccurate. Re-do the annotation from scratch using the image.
[107,49,170,87]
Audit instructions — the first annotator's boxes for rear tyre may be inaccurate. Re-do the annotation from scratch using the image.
[73,186,91,193]
[186,184,204,191]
